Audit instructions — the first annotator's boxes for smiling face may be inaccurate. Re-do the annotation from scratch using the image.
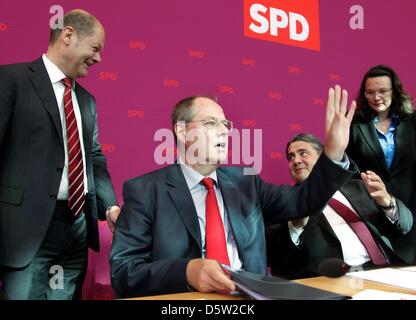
[64,24,105,79]
[365,76,393,118]
[287,141,321,183]
[181,97,230,174]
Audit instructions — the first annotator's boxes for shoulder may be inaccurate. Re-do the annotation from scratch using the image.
[0,61,31,71]
[0,62,36,95]
[351,117,369,127]
[123,165,175,187]
[349,120,361,137]
[404,112,416,125]
[348,120,369,143]
[218,166,259,181]
[0,61,31,79]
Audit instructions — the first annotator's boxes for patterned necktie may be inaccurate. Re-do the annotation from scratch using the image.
[201,177,230,266]
[328,198,387,265]
[62,78,85,217]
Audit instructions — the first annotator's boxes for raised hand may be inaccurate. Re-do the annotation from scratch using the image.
[324,85,356,161]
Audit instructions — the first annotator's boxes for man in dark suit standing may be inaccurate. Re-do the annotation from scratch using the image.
[266,133,413,279]
[0,9,120,299]
[110,86,357,298]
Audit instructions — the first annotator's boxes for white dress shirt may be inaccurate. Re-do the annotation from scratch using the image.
[179,160,243,270]
[288,190,399,266]
[42,54,88,199]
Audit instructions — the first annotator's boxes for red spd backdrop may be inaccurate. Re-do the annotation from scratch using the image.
[1,0,415,299]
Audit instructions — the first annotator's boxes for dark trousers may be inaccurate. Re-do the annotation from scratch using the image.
[0,201,88,300]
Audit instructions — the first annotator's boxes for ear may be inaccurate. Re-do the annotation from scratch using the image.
[61,26,76,45]
[174,121,187,145]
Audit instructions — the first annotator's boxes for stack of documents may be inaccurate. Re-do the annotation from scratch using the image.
[352,289,416,300]
[222,266,349,300]
[347,267,416,291]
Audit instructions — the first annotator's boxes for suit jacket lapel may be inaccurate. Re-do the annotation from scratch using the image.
[75,85,93,157]
[166,165,202,252]
[357,122,389,174]
[390,118,411,171]
[339,183,382,234]
[311,183,368,241]
[339,182,401,262]
[216,170,245,253]
[310,213,338,240]
[339,183,364,212]
[28,58,63,146]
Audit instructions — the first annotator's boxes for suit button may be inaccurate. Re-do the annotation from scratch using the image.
[57,167,63,172]
[50,195,57,199]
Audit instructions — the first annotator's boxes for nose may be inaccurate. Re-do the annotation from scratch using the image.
[289,157,301,171]
[293,154,302,164]
[373,93,382,100]
[217,123,229,136]
[93,52,101,63]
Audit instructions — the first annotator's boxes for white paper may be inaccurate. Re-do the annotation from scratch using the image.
[353,289,416,300]
[399,266,416,272]
[347,268,416,290]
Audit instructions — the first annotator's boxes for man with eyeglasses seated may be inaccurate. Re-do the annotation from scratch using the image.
[266,133,413,280]
[110,89,357,298]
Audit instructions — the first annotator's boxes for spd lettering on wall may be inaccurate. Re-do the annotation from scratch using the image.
[244,0,320,51]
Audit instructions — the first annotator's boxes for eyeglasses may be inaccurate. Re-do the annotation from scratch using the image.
[364,88,392,99]
[187,118,233,132]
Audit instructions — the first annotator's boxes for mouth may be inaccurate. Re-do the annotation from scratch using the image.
[371,102,385,107]
[84,60,94,68]
[215,142,227,149]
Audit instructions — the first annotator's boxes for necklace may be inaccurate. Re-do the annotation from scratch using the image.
[377,119,391,133]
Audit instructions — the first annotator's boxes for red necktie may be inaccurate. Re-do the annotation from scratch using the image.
[328,198,387,265]
[62,78,85,217]
[201,178,230,266]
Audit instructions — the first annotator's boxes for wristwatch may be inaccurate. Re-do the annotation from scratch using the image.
[380,195,395,210]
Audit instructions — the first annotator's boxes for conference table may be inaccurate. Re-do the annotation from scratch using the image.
[132,274,416,300]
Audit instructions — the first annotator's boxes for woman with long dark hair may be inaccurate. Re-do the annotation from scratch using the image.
[347,64,416,263]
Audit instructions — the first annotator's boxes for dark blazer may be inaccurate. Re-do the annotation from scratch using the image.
[346,115,416,262]
[266,180,413,280]
[110,155,355,298]
[0,58,117,268]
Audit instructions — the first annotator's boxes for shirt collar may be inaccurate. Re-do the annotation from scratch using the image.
[42,54,74,88]
[178,156,218,190]
[391,112,399,126]
[372,112,399,125]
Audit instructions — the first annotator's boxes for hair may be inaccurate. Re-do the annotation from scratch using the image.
[355,64,414,121]
[49,9,100,45]
[171,95,218,126]
[285,133,324,159]
[171,95,218,141]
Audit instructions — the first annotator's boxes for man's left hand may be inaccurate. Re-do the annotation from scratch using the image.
[106,206,121,233]
[361,170,391,207]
